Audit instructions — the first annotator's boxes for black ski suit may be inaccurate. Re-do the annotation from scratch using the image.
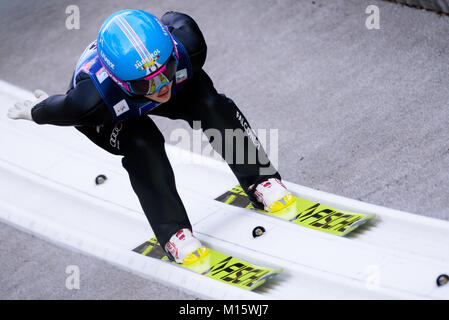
[31,12,281,248]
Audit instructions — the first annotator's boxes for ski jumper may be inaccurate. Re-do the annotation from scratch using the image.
[31,12,281,248]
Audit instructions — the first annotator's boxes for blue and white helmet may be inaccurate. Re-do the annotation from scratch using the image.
[97,10,179,95]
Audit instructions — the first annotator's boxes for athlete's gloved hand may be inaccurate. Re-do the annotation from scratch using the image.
[7,89,49,121]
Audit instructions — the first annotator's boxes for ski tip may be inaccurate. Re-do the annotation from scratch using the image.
[341,215,376,236]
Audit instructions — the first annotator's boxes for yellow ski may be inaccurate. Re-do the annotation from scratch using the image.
[216,185,375,236]
[133,237,282,291]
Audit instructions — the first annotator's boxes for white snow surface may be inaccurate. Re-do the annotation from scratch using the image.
[0,80,448,299]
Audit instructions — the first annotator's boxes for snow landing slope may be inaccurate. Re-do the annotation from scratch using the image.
[0,81,449,299]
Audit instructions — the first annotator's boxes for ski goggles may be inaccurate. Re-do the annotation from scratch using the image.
[126,53,178,96]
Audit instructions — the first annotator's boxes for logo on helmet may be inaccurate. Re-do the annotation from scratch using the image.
[155,19,169,36]
[100,50,115,70]
[135,49,162,72]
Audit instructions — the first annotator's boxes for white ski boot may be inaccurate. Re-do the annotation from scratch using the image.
[250,178,296,213]
[165,228,209,265]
